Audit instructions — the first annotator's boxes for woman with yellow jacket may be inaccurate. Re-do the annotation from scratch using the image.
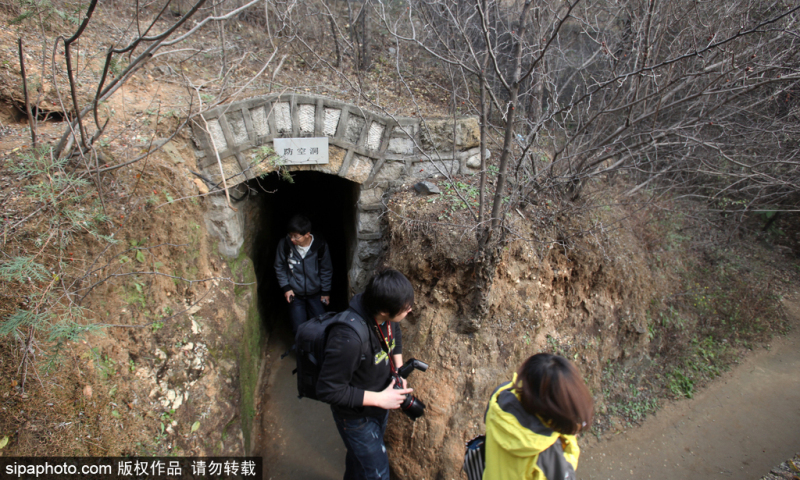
[483,353,594,480]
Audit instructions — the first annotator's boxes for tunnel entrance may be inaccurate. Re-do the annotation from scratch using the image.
[249,170,360,336]
[246,170,358,476]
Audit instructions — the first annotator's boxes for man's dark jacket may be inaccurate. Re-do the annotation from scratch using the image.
[316,294,403,419]
[274,234,333,297]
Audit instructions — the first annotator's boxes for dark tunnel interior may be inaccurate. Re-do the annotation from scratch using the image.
[248,171,360,338]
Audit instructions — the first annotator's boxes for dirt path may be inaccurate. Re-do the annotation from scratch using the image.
[256,332,345,480]
[579,297,800,480]
[253,297,799,480]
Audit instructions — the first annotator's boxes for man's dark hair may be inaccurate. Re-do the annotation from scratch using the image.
[515,353,594,435]
[362,269,414,318]
[287,215,312,235]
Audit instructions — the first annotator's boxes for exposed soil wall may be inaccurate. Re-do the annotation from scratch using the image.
[381,191,658,480]
[73,140,263,456]
[0,132,261,457]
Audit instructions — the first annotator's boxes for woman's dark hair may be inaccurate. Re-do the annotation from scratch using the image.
[362,269,414,318]
[287,215,312,235]
[515,353,594,435]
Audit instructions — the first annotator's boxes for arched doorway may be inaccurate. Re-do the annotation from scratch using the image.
[249,171,360,333]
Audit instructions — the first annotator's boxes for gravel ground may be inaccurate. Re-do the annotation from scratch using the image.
[760,454,800,480]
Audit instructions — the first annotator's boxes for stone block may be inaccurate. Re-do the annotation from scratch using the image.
[324,108,341,136]
[366,122,385,150]
[456,117,480,149]
[359,186,384,205]
[207,118,228,152]
[280,146,345,176]
[413,181,440,195]
[460,147,480,159]
[251,106,269,136]
[345,116,366,144]
[349,260,371,294]
[226,111,249,145]
[388,137,415,155]
[419,117,480,151]
[204,194,244,258]
[299,104,316,134]
[324,145,347,175]
[392,124,418,137]
[203,155,245,185]
[191,122,209,150]
[300,145,345,176]
[465,148,490,169]
[357,240,383,262]
[345,154,373,184]
[275,102,292,133]
[358,211,382,234]
[373,161,405,182]
[410,160,459,180]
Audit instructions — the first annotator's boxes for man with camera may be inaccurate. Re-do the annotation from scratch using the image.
[316,269,416,480]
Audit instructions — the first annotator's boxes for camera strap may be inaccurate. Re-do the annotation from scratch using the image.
[372,319,398,375]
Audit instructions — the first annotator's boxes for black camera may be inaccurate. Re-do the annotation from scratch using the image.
[393,358,428,420]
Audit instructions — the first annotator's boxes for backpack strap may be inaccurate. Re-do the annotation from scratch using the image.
[282,237,298,266]
[537,438,577,480]
[316,237,326,258]
[311,234,326,269]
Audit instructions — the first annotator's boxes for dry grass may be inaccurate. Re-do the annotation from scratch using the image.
[594,196,793,433]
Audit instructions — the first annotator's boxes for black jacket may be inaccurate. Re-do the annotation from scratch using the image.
[274,234,333,297]
[316,294,403,419]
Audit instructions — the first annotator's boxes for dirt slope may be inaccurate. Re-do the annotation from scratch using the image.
[578,295,800,480]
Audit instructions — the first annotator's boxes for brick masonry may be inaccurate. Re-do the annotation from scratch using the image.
[191,94,480,292]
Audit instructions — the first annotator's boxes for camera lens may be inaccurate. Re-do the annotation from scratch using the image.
[400,395,426,420]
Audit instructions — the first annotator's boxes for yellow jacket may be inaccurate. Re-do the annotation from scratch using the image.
[483,374,580,480]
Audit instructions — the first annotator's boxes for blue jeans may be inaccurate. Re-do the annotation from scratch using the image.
[331,408,390,480]
[289,295,326,336]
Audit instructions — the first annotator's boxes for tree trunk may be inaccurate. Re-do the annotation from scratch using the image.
[358,0,371,71]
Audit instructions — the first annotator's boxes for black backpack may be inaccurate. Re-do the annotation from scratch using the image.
[294,308,370,400]
[463,434,486,480]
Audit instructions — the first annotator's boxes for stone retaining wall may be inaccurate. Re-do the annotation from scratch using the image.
[191,94,482,292]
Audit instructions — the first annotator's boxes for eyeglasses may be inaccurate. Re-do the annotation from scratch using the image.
[289,233,307,242]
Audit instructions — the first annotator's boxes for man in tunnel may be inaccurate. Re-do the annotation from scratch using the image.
[316,269,416,480]
[274,214,333,335]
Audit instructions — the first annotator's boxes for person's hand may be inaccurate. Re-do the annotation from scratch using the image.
[320,295,330,306]
[376,382,413,410]
[284,290,295,303]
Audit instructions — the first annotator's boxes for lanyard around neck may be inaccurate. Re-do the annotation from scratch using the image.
[372,318,397,374]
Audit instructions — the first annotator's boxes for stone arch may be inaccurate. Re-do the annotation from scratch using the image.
[191,94,481,292]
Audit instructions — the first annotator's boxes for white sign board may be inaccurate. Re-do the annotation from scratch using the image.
[273,137,329,165]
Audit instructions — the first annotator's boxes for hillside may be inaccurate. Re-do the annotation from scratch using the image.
[0,1,798,478]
